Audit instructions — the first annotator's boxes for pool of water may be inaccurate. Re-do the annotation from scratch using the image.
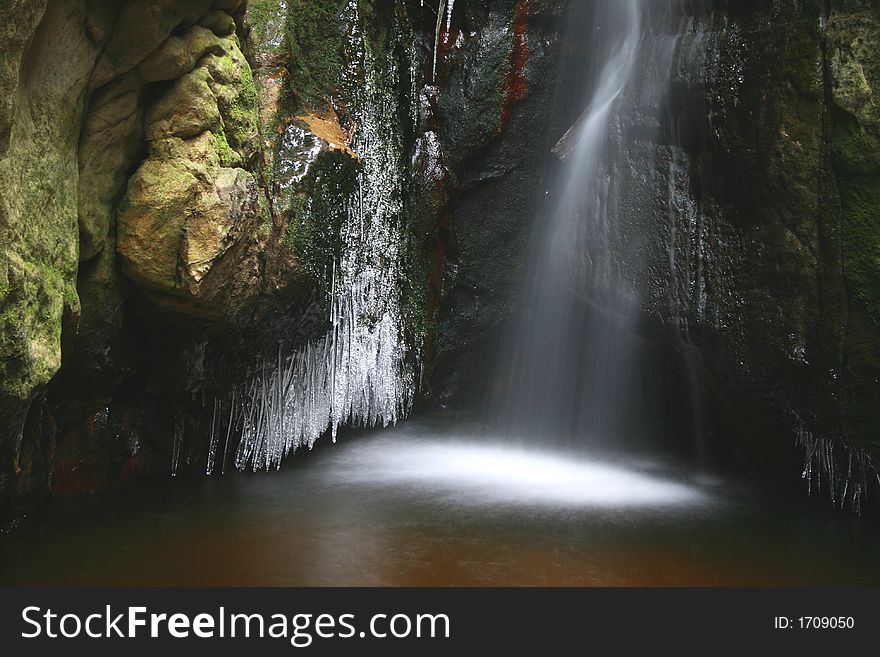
[1,417,878,586]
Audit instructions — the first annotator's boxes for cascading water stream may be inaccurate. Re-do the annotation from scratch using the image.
[498,1,643,443]
[497,1,687,448]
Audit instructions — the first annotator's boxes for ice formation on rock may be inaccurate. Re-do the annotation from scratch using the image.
[218,0,418,472]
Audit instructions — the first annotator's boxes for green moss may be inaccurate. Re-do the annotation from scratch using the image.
[229,63,259,145]
[0,254,9,300]
[832,109,880,322]
[0,142,79,403]
[284,149,360,283]
[281,192,308,247]
[265,0,429,346]
[838,177,880,316]
[247,0,286,54]
[282,0,350,111]
[258,193,273,235]
[0,257,67,400]
[202,46,259,156]
[212,127,238,166]
[248,0,273,33]
[400,240,430,339]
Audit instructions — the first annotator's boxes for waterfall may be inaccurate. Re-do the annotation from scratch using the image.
[497,0,686,446]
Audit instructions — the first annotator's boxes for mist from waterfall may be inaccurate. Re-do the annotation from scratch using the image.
[496,0,687,448]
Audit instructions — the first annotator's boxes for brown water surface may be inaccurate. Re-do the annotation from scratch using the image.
[1,418,878,586]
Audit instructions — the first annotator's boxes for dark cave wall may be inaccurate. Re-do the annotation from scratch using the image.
[667,0,880,463]
[420,0,567,405]
[0,0,879,521]
[425,0,880,486]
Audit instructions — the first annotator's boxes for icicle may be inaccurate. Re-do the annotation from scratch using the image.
[446,0,455,34]
[433,0,448,82]
[206,398,220,475]
[221,389,236,475]
[171,418,184,477]
[227,2,419,472]
[795,425,878,515]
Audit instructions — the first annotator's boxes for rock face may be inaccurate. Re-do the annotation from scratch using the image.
[1,0,102,511]
[421,0,880,501]
[661,0,880,464]
[116,21,263,317]
[0,0,428,520]
[1,0,879,520]
[827,4,880,449]
[1,1,89,411]
[417,0,566,402]
[0,0,306,519]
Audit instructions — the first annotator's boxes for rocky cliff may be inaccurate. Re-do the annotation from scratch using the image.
[0,0,440,520]
[662,0,880,496]
[0,0,336,517]
[425,0,880,504]
[1,0,878,521]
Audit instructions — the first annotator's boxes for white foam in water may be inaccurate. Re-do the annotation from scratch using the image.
[330,436,707,508]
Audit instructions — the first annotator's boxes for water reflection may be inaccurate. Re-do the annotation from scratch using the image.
[0,418,878,587]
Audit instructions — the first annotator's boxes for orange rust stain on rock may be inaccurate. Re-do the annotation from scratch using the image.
[295,109,358,157]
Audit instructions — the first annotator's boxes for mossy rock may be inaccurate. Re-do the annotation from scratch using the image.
[281,0,351,111]
[829,11,880,322]
[0,255,67,401]
[245,0,288,67]
[117,133,260,304]
[283,148,361,284]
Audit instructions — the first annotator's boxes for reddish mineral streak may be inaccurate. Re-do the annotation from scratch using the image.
[418,3,529,392]
[436,28,460,77]
[424,29,461,85]
[501,0,530,130]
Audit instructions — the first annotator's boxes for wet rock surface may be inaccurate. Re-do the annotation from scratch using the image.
[1,0,879,521]
[0,0,307,519]
[426,0,880,495]
[662,1,880,466]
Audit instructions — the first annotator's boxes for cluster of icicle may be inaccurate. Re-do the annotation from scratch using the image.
[209,261,413,474]
[203,0,417,474]
[797,427,880,515]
